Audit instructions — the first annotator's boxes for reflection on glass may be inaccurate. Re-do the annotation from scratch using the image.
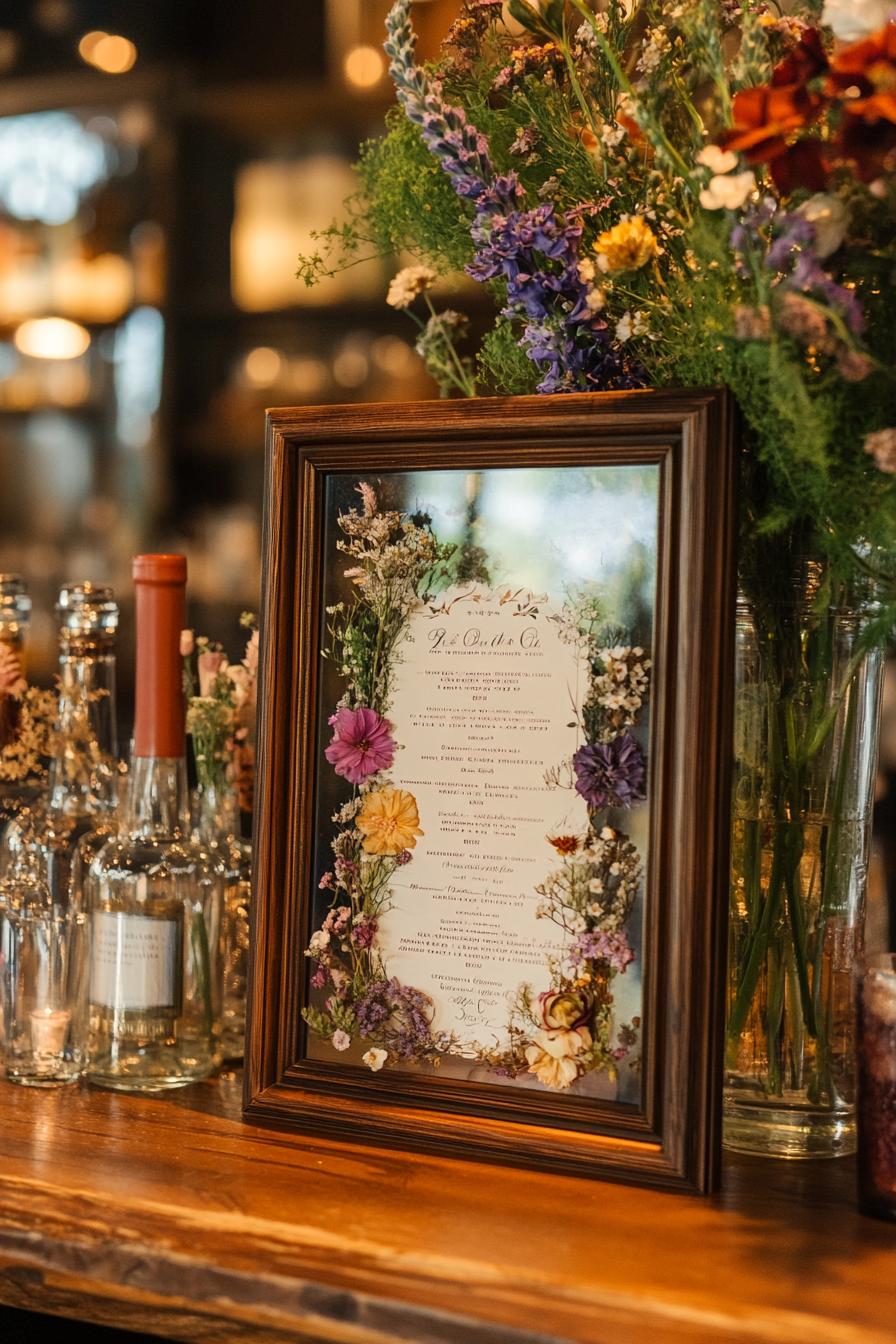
[305,466,660,1107]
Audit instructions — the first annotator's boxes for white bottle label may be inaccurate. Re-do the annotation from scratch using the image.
[90,911,183,1013]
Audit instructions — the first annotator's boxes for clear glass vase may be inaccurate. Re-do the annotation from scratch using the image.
[724,567,884,1158]
[193,781,251,1063]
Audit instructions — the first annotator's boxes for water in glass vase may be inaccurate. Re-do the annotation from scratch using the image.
[724,579,882,1158]
[726,816,864,1157]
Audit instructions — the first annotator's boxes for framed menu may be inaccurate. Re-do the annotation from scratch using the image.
[245,390,736,1194]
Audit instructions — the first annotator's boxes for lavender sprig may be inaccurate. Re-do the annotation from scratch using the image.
[384,0,643,394]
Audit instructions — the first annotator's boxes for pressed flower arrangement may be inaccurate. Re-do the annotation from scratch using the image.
[303,483,648,1090]
[297,0,896,1154]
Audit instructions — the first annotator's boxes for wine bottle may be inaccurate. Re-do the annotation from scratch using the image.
[1,583,120,899]
[86,555,223,1091]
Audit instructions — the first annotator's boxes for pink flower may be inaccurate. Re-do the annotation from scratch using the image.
[324,706,396,784]
[180,628,195,657]
[198,650,227,697]
[244,628,259,675]
[331,1029,351,1051]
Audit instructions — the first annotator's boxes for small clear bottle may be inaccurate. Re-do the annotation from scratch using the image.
[0,575,35,826]
[1,583,120,903]
[87,555,223,1091]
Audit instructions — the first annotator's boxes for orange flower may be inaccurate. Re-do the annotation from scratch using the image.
[828,21,896,123]
[357,787,423,856]
[547,834,581,856]
[828,21,896,178]
[720,28,830,193]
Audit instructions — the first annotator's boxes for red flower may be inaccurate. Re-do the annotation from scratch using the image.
[828,21,896,179]
[772,27,829,88]
[721,85,827,190]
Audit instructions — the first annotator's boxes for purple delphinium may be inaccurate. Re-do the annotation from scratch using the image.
[384,0,643,395]
[325,706,396,784]
[573,733,646,811]
[569,928,635,974]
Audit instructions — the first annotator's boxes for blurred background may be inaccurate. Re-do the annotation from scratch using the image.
[0,0,465,695]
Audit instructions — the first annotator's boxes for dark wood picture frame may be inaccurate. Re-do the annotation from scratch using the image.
[244,390,736,1194]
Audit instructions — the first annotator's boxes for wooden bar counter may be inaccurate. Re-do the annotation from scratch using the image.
[0,1074,893,1344]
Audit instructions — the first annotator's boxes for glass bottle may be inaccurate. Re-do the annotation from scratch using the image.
[193,781,251,1062]
[1,583,120,902]
[0,574,36,827]
[87,554,223,1091]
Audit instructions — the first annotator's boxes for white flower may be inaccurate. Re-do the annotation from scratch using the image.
[308,929,330,954]
[796,193,849,260]
[699,171,756,211]
[577,257,597,284]
[615,310,649,342]
[584,286,605,315]
[636,26,671,77]
[225,662,251,709]
[363,1047,388,1072]
[331,1029,351,1051]
[822,0,894,42]
[696,145,738,175]
[386,265,437,310]
[525,1026,592,1090]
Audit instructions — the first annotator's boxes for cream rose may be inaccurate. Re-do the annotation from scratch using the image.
[525,1025,592,1090]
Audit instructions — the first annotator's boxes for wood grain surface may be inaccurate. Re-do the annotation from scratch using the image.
[0,1075,894,1344]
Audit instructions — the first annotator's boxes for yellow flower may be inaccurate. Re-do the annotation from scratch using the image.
[357,787,423,856]
[595,216,657,273]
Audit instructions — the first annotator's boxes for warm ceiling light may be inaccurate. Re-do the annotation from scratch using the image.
[15,317,90,360]
[79,32,137,74]
[243,346,282,387]
[343,45,385,89]
[78,30,106,61]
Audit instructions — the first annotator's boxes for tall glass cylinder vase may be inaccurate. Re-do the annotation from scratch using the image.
[724,564,884,1158]
[193,781,251,1063]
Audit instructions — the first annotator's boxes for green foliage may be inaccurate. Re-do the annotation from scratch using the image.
[356,109,476,272]
[478,317,539,395]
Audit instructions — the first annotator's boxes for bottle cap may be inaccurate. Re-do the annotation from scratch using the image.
[133,554,187,759]
[133,554,188,585]
[57,582,119,644]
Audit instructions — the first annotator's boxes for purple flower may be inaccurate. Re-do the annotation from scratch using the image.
[325,706,396,784]
[310,961,329,990]
[573,734,646,811]
[355,977,436,1058]
[384,0,644,397]
[570,928,635,974]
[395,849,413,866]
[350,916,379,949]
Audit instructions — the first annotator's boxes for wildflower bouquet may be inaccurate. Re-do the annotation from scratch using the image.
[299,0,896,1150]
[181,616,258,804]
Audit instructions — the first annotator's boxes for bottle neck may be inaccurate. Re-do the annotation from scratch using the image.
[194,779,239,842]
[126,756,190,839]
[48,641,118,812]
